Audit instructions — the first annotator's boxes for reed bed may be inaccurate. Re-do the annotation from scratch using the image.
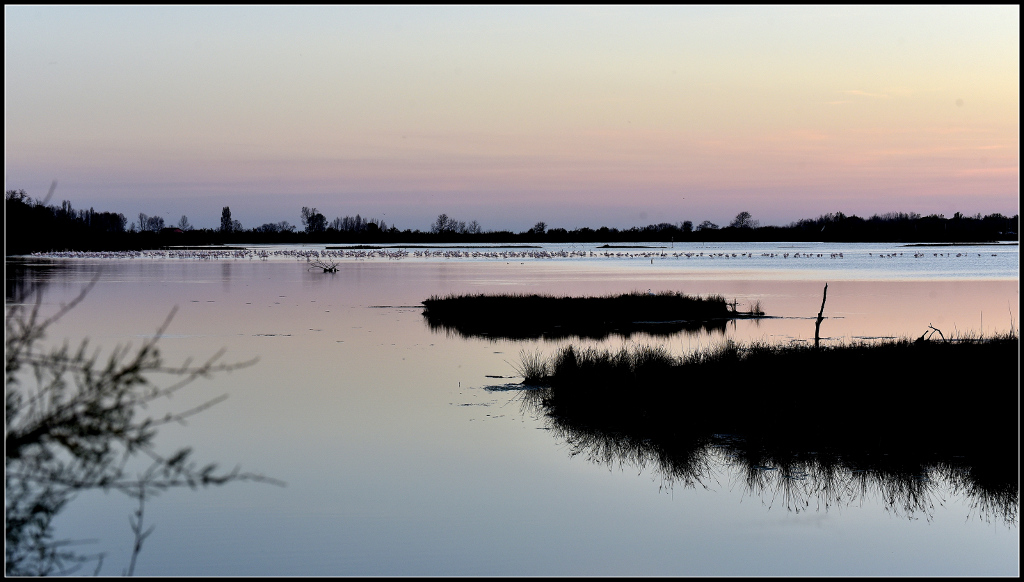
[518,331,1019,524]
[528,332,1018,432]
[422,291,753,340]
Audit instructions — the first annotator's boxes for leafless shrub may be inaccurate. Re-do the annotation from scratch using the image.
[5,278,282,576]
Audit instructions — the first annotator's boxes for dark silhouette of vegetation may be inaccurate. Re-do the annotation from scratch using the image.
[513,331,1018,525]
[5,278,282,576]
[300,207,328,234]
[5,189,128,255]
[430,213,481,237]
[814,283,828,349]
[422,291,762,340]
[729,211,759,229]
[330,214,382,233]
[523,333,1019,443]
[253,220,296,234]
[520,398,1018,525]
[137,213,165,232]
[5,188,1018,255]
[219,207,235,233]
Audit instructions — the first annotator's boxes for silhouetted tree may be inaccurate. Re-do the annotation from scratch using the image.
[6,189,30,204]
[331,214,374,232]
[177,215,192,231]
[696,220,719,231]
[136,213,165,232]
[430,214,485,235]
[254,221,296,234]
[431,213,472,234]
[220,207,233,233]
[681,221,693,233]
[300,207,327,233]
[730,211,759,229]
[431,213,452,234]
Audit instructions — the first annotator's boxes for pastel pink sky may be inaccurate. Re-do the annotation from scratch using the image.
[5,6,1019,231]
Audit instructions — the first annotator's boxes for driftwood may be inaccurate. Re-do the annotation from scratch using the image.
[814,283,828,349]
[916,324,947,344]
[309,258,339,273]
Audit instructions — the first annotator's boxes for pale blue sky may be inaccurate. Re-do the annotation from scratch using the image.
[6,5,1019,231]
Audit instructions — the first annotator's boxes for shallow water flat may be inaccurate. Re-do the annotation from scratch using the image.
[6,246,1019,576]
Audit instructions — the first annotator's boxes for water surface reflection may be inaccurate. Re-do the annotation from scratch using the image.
[3,255,1018,576]
[425,312,730,340]
[520,389,1017,526]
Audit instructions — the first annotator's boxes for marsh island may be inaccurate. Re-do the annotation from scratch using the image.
[422,291,764,340]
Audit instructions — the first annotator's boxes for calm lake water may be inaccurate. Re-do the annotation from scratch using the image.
[6,241,1019,576]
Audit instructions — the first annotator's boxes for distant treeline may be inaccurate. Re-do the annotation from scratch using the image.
[4,190,1018,255]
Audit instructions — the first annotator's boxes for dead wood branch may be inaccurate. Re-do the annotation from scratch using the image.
[309,258,339,273]
[814,282,828,349]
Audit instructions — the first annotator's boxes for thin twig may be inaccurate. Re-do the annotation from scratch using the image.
[124,488,154,577]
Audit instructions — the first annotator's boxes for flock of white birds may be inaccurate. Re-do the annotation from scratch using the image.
[27,248,998,262]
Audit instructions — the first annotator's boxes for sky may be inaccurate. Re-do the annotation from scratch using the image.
[5,5,1019,232]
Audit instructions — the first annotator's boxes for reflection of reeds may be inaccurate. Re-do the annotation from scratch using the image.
[520,332,1019,525]
[725,445,951,520]
[422,291,752,340]
[939,460,1019,526]
[518,389,719,490]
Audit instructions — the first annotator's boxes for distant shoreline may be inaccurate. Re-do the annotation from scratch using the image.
[325,244,543,250]
[5,192,1018,255]
[903,241,1018,247]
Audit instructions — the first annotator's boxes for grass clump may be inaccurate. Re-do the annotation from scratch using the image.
[511,349,548,385]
